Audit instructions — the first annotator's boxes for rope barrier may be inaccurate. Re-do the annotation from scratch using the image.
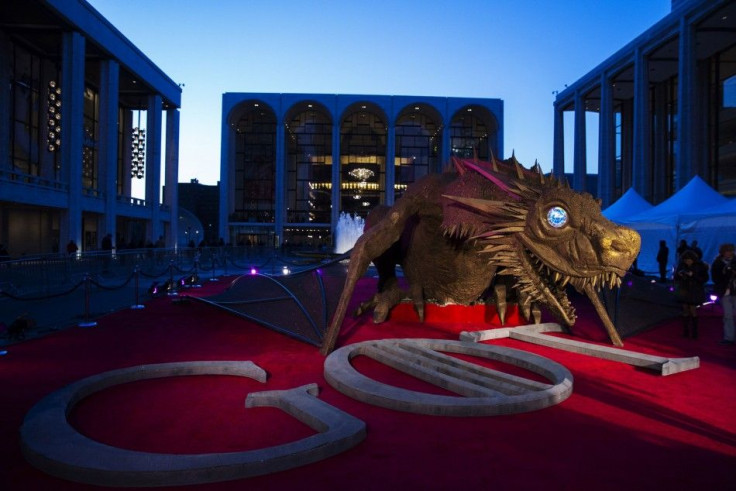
[0,280,85,301]
[89,271,135,291]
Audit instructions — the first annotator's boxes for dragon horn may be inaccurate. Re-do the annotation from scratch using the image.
[533,160,545,184]
[452,156,467,175]
[442,194,510,215]
[489,149,499,172]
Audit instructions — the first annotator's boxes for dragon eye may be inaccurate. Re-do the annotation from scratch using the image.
[546,206,568,228]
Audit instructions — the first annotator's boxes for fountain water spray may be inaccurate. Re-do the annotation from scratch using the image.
[335,212,365,254]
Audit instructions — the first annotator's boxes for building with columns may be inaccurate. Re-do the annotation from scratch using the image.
[0,0,181,256]
[219,93,503,248]
[553,0,736,207]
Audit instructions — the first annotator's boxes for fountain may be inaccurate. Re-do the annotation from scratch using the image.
[335,212,365,254]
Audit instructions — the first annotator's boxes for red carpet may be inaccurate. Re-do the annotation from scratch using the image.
[1,277,735,490]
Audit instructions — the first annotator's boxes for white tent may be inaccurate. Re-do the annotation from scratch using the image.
[616,176,729,275]
[680,198,736,265]
[602,187,653,222]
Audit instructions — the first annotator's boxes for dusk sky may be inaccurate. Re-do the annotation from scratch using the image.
[88,0,672,186]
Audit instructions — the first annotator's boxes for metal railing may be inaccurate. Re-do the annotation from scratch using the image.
[0,245,340,345]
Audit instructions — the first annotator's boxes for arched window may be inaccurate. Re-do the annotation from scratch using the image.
[233,105,276,223]
[450,106,498,160]
[286,104,332,224]
[340,105,386,218]
[395,104,441,199]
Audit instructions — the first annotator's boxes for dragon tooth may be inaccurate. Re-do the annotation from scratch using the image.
[554,271,561,283]
[482,244,511,254]
[492,226,525,234]
[561,275,570,287]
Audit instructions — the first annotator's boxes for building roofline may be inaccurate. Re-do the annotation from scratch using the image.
[42,0,182,107]
[554,0,729,106]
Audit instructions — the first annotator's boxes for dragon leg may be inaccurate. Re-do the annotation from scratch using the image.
[354,276,407,323]
[518,291,532,322]
[531,303,542,324]
[321,204,418,355]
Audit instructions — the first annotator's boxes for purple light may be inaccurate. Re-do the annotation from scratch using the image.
[669,286,675,292]
[250,268,257,275]
[316,268,323,275]
[710,294,718,302]
[626,280,633,287]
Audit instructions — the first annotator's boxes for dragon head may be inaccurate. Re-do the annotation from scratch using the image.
[442,156,640,346]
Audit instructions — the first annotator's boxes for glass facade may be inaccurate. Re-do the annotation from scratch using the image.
[10,44,42,177]
[223,94,503,246]
[286,106,332,224]
[82,86,99,190]
[340,108,386,218]
[714,45,736,196]
[395,107,440,200]
[233,107,276,223]
[450,106,492,160]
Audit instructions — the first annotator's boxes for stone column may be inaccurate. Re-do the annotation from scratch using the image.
[385,121,395,205]
[0,36,11,170]
[598,73,614,206]
[145,94,162,243]
[275,118,285,246]
[553,102,565,179]
[621,99,634,191]
[218,109,233,243]
[652,84,668,202]
[61,31,85,249]
[573,90,586,191]
[99,60,119,239]
[121,110,133,198]
[331,120,340,232]
[441,122,451,168]
[676,14,695,189]
[164,108,180,248]
[633,46,651,200]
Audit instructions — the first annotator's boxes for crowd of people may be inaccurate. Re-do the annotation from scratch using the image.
[657,238,735,344]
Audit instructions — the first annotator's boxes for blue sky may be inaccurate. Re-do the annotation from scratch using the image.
[88,0,671,186]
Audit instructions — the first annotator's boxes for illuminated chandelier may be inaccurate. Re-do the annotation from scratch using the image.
[131,111,146,179]
[46,81,62,152]
[348,167,374,182]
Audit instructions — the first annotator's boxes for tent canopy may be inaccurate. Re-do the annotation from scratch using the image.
[625,175,728,224]
[608,176,731,275]
[602,188,653,222]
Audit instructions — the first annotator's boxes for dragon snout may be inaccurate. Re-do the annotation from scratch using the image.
[599,225,640,272]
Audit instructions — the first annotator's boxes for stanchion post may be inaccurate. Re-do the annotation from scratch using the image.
[167,260,178,296]
[210,254,218,282]
[192,255,201,288]
[78,274,97,328]
[131,266,145,309]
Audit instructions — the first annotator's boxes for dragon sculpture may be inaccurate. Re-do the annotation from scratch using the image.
[321,156,640,355]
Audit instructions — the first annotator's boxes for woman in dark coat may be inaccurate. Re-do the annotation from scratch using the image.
[673,249,709,338]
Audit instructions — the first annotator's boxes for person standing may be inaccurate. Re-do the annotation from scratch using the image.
[66,239,78,256]
[656,240,669,282]
[689,240,703,260]
[711,243,736,345]
[674,250,709,339]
